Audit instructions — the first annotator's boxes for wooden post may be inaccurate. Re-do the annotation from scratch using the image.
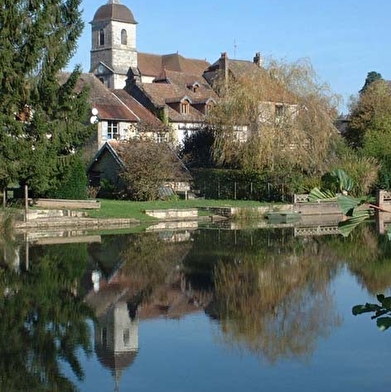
[24,184,28,222]
[234,182,237,200]
[2,187,6,208]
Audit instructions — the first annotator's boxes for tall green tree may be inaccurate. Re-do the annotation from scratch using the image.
[0,0,93,196]
[359,71,383,95]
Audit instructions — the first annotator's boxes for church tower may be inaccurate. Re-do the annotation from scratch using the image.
[90,0,138,89]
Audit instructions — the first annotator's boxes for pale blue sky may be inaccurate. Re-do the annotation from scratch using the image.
[68,0,391,113]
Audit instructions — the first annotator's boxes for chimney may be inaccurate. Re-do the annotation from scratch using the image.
[253,52,263,67]
[220,52,229,90]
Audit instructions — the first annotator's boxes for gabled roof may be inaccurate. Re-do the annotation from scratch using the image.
[137,52,210,78]
[58,72,162,124]
[89,140,192,181]
[133,68,218,122]
[87,140,126,173]
[112,89,162,126]
[204,54,297,104]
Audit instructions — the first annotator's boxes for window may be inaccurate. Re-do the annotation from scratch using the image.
[99,29,105,46]
[101,328,107,347]
[180,102,189,114]
[123,329,130,346]
[205,103,213,115]
[107,121,119,139]
[157,133,166,143]
[275,104,284,119]
[121,29,127,45]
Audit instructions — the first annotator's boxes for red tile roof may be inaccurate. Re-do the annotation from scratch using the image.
[138,52,210,78]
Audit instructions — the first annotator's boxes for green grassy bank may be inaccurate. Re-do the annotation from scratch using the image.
[86,199,265,221]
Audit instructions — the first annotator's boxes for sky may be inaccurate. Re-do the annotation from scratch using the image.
[67,0,391,114]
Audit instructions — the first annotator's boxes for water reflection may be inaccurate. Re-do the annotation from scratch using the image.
[2,222,391,390]
[0,241,93,392]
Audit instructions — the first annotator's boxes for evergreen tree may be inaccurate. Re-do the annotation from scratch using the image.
[0,0,93,196]
[359,71,383,95]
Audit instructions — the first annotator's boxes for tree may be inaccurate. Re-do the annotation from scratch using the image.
[180,128,215,168]
[0,0,93,196]
[207,58,341,175]
[359,71,383,95]
[345,79,391,151]
[118,139,188,201]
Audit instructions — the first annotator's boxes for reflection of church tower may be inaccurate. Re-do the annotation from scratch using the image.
[95,300,139,391]
[90,0,138,89]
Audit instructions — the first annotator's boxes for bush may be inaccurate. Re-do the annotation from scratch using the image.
[49,155,88,199]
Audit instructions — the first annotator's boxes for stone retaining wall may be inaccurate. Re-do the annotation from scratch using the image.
[32,198,101,209]
[144,208,198,219]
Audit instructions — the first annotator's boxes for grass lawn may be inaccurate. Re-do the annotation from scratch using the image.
[86,198,266,221]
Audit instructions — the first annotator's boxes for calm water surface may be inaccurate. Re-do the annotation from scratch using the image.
[1,223,391,391]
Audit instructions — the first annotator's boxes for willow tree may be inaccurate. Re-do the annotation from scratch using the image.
[0,0,93,197]
[207,58,341,175]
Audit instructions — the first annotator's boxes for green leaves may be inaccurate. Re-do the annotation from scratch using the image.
[338,210,372,237]
[353,294,391,331]
[308,187,336,202]
[0,0,91,195]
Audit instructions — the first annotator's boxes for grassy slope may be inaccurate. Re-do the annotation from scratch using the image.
[87,199,265,222]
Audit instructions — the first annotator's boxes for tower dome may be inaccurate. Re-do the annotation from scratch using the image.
[92,0,137,24]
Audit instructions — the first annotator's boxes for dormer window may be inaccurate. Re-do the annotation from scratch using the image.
[188,82,200,93]
[121,29,127,45]
[181,101,190,114]
[205,103,213,115]
[99,29,105,46]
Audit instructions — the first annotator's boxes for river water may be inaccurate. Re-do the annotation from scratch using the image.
[1,221,391,391]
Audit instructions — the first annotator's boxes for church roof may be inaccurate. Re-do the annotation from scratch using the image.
[138,52,210,78]
[92,0,137,24]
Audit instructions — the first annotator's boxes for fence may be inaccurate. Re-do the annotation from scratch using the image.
[194,178,292,202]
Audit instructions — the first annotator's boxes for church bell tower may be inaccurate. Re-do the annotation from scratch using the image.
[90,0,138,89]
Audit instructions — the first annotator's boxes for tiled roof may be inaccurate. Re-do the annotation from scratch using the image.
[204,56,297,104]
[138,52,210,78]
[135,69,218,122]
[106,140,192,181]
[113,89,162,126]
[58,72,162,123]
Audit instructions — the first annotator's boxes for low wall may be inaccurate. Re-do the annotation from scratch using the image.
[144,208,198,219]
[293,201,342,215]
[32,198,101,209]
[27,209,87,220]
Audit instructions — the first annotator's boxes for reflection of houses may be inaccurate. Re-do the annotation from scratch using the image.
[84,245,213,390]
[95,300,138,391]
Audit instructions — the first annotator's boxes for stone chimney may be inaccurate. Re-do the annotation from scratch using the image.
[253,52,263,67]
[220,52,229,90]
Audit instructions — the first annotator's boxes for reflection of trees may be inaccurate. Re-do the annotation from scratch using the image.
[119,233,193,309]
[0,242,93,392]
[323,223,391,294]
[200,231,342,363]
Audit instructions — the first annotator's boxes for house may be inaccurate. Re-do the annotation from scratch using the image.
[126,68,218,146]
[58,72,162,151]
[87,140,192,198]
[84,0,306,191]
[89,1,257,148]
